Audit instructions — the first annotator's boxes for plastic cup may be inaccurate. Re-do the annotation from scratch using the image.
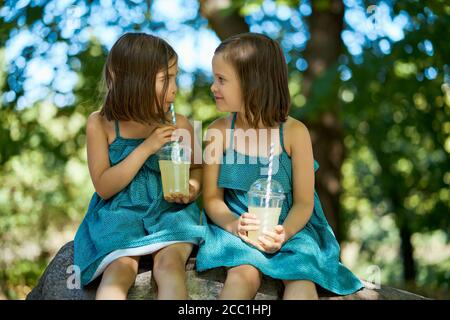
[247,178,285,242]
[157,142,191,199]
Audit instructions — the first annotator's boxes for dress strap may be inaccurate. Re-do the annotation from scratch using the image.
[231,112,237,130]
[114,120,121,139]
[229,112,237,150]
[279,122,287,154]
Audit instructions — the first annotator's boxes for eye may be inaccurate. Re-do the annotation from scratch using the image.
[218,77,225,84]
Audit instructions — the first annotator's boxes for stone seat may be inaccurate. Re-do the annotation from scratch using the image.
[26,241,429,300]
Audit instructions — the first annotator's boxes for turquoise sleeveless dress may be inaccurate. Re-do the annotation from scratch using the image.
[74,120,205,286]
[196,113,364,295]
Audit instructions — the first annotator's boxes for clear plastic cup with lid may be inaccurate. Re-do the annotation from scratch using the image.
[157,142,191,199]
[247,178,285,242]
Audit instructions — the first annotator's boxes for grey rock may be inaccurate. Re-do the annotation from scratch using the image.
[27,241,430,300]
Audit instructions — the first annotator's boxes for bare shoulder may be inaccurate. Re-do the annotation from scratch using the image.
[87,111,104,130]
[285,116,309,134]
[205,115,232,150]
[174,113,193,130]
[86,111,109,140]
[284,116,312,155]
[87,110,102,122]
[207,115,232,133]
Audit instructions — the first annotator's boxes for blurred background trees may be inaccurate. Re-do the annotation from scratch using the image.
[0,0,448,299]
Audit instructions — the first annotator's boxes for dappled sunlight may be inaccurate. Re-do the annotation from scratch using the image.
[0,0,448,300]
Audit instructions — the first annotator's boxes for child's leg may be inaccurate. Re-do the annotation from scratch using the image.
[96,256,140,300]
[282,279,319,300]
[151,243,193,300]
[219,265,262,300]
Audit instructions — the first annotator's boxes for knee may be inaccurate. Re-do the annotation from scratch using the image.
[227,265,262,291]
[282,280,319,300]
[152,254,186,278]
[102,257,139,286]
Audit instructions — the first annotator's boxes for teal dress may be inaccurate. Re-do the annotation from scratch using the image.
[196,113,364,295]
[74,120,205,286]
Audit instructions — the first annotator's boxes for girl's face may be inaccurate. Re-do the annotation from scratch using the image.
[211,53,243,113]
[155,60,178,113]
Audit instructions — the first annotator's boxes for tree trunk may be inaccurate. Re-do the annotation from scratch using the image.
[301,0,345,242]
[392,190,417,285]
[400,223,416,283]
[199,0,249,40]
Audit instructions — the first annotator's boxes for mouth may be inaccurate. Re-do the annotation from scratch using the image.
[214,96,223,101]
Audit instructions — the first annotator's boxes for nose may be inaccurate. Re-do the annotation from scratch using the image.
[210,81,217,94]
[172,82,178,95]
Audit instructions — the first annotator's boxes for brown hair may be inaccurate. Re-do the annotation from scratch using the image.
[100,32,177,124]
[215,32,290,128]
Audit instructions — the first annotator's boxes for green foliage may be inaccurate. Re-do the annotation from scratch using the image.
[341,0,449,234]
[339,0,449,297]
[0,0,448,299]
[0,258,48,300]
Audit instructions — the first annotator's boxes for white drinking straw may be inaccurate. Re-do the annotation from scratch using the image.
[169,103,181,162]
[170,103,176,125]
[265,142,275,208]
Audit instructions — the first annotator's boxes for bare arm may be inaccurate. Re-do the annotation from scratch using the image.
[202,118,240,234]
[282,120,315,241]
[86,112,175,200]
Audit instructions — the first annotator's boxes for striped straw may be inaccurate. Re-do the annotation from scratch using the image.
[265,142,275,208]
[170,103,176,125]
[169,103,182,161]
